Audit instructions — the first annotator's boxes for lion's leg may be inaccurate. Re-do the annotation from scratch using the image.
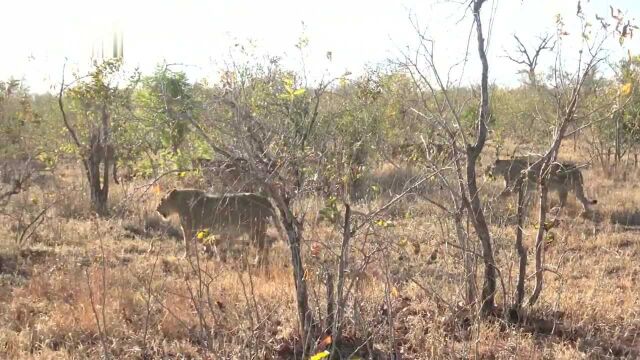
[181,217,201,258]
[558,188,568,208]
[112,160,119,185]
[205,236,222,261]
[503,178,512,193]
[254,221,268,266]
[213,233,229,262]
[216,243,225,262]
[574,180,596,211]
[203,238,216,258]
[498,178,512,197]
[223,234,233,262]
[181,225,193,258]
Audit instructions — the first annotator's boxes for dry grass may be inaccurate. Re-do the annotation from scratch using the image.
[1,154,640,359]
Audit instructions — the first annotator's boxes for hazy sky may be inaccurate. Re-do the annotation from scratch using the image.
[3,0,638,93]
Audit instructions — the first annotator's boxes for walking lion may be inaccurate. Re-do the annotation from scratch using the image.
[156,188,277,263]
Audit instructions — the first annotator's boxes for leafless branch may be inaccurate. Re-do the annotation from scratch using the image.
[505,33,556,85]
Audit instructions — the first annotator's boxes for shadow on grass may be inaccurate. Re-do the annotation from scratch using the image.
[122,212,182,240]
[610,209,640,229]
[0,247,55,287]
[274,327,390,359]
[506,309,639,358]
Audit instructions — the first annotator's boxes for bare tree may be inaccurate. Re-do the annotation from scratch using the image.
[506,38,607,312]
[467,0,497,315]
[395,0,496,314]
[183,60,331,352]
[506,34,556,86]
[528,53,602,306]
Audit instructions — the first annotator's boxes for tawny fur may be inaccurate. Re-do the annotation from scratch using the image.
[489,158,597,211]
[156,188,276,262]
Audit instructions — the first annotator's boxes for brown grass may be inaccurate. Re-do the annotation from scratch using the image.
[1,153,640,359]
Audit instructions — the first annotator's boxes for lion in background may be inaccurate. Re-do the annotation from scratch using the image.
[156,189,277,263]
[488,157,597,211]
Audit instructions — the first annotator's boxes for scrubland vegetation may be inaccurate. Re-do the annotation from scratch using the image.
[1,1,640,359]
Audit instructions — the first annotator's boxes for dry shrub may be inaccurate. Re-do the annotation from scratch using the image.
[1,155,640,358]
[51,184,91,220]
[358,163,430,201]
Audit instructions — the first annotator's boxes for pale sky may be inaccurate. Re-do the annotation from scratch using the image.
[2,0,638,93]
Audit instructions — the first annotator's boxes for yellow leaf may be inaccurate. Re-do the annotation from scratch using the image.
[543,220,557,231]
[196,230,209,240]
[391,286,399,298]
[283,76,294,89]
[201,234,216,245]
[374,219,394,228]
[621,82,633,96]
[134,292,146,303]
[310,351,330,360]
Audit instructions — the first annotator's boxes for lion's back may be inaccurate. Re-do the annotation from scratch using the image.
[494,159,530,180]
[547,162,586,188]
[174,190,274,231]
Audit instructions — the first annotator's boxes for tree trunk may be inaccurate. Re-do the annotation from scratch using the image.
[528,169,549,307]
[331,204,352,356]
[455,211,476,306]
[325,271,335,330]
[468,0,497,315]
[269,187,314,351]
[87,131,110,216]
[615,110,621,167]
[349,146,367,202]
[512,182,527,311]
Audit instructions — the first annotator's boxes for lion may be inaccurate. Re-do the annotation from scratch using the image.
[488,158,597,211]
[156,189,277,263]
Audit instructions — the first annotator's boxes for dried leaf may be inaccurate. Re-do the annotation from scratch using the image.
[317,334,332,350]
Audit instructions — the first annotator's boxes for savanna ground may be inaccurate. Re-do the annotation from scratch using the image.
[1,141,640,359]
[1,1,639,359]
